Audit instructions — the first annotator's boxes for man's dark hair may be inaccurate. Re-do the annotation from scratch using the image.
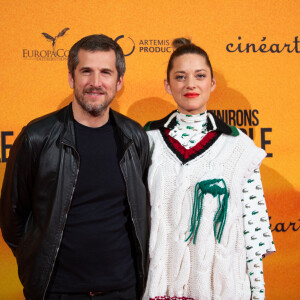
[68,34,126,80]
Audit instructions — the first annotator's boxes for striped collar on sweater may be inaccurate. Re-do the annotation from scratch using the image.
[144,110,239,137]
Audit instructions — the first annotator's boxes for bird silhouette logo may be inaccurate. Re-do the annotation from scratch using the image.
[41,28,69,50]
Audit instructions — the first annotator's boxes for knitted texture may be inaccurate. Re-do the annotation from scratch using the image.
[144,129,266,300]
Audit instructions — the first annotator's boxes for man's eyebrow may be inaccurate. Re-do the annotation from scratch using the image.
[101,68,113,73]
[78,67,114,73]
[79,67,92,71]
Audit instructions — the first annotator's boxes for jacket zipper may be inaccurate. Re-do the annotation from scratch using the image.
[119,141,145,279]
[42,142,80,300]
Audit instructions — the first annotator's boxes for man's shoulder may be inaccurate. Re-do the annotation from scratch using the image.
[25,105,69,137]
[111,110,146,136]
[111,110,142,128]
[110,110,149,154]
[144,111,177,131]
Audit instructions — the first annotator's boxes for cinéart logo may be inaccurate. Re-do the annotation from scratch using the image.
[226,36,300,53]
[23,27,70,61]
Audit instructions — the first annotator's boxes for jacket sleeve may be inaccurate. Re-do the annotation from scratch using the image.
[0,127,35,255]
[136,128,150,184]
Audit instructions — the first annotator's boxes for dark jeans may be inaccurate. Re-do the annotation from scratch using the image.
[44,285,137,300]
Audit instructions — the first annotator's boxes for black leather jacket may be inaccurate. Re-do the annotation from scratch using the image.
[0,104,149,300]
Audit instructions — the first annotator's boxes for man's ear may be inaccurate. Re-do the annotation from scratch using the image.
[117,76,124,92]
[68,72,74,89]
[164,79,172,95]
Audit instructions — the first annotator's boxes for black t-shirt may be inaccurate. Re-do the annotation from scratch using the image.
[48,119,136,293]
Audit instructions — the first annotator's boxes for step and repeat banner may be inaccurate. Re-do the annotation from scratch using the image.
[0,1,299,299]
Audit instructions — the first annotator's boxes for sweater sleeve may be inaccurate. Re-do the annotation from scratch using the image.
[241,168,275,299]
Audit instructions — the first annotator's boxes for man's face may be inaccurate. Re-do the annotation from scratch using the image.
[68,49,123,117]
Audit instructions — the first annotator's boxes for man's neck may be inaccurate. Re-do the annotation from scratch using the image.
[72,101,110,128]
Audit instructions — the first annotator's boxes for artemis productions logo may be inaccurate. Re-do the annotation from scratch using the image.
[115,35,172,56]
[115,35,135,56]
[23,27,70,61]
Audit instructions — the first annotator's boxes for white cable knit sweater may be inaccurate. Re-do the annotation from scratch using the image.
[143,123,267,300]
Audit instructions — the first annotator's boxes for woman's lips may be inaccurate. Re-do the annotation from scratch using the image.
[184,93,199,98]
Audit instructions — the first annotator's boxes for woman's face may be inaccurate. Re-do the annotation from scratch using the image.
[165,53,216,115]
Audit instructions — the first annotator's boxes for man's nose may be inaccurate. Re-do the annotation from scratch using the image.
[91,73,102,87]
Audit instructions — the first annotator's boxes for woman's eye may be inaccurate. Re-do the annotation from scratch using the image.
[175,75,185,80]
[196,74,206,79]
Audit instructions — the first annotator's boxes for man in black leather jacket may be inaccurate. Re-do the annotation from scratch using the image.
[0,35,149,300]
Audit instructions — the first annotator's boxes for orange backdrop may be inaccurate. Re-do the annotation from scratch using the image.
[0,1,299,299]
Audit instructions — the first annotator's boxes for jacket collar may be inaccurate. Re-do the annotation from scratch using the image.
[109,109,133,150]
[61,103,76,147]
[60,103,133,148]
[144,110,239,136]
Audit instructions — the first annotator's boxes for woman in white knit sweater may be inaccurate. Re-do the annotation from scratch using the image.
[143,38,275,300]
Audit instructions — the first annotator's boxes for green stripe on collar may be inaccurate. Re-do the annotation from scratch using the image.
[229,125,239,136]
[144,121,153,131]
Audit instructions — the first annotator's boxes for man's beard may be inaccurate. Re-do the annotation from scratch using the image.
[74,86,116,117]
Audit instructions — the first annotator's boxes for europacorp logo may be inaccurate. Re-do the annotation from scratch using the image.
[115,35,172,56]
[23,28,70,61]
